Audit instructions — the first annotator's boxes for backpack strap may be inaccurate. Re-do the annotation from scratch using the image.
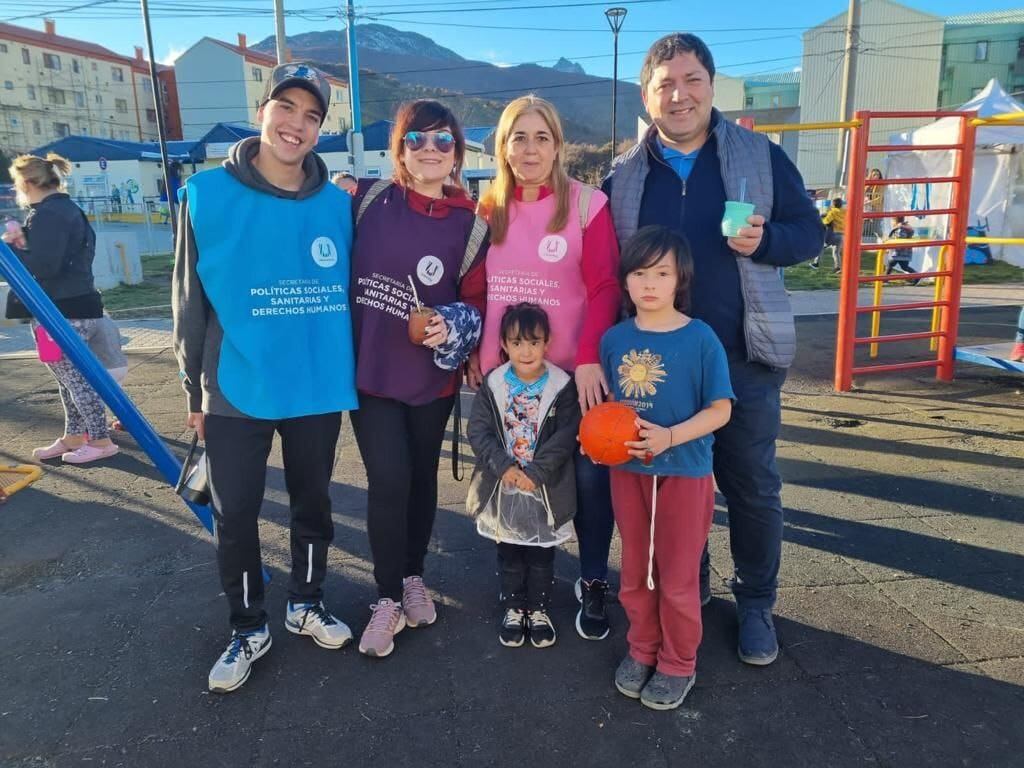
[577,183,595,232]
[356,179,393,226]
[458,215,488,280]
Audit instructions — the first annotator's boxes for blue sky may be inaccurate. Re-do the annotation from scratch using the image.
[3,0,1022,82]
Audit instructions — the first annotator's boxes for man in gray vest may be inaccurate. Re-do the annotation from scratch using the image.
[603,33,823,665]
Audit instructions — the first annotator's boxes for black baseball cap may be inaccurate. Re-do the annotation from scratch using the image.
[261,62,332,123]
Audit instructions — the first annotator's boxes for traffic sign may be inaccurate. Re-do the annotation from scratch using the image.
[98,157,108,170]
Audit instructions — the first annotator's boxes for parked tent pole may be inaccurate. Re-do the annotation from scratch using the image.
[138,0,177,240]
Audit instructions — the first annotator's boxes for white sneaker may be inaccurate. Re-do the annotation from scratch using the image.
[285,600,353,649]
[208,626,272,693]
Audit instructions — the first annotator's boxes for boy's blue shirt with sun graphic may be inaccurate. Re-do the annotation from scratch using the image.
[600,317,735,477]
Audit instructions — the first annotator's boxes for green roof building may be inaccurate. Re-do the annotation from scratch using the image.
[941,11,1024,108]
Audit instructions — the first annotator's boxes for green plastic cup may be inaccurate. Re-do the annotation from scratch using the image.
[721,201,755,237]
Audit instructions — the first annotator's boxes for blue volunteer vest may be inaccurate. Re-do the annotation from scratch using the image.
[184,167,357,419]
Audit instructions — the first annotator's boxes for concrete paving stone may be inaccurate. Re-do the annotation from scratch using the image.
[707,527,868,589]
[774,584,966,676]
[917,513,1024,559]
[819,666,1024,766]
[781,480,910,521]
[973,658,1024,687]
[878,574,1024,662]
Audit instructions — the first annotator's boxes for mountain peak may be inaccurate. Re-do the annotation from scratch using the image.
[552,57,585,75]
[252,23,464,62]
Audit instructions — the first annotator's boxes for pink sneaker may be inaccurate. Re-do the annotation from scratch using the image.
[358,598,406,658]
[402,576,437,628]
[32,439,74,460]
[61,443,119,465]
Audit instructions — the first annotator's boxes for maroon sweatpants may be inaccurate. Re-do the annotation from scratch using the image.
[610,471,715,677]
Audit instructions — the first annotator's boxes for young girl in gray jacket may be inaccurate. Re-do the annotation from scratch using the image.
[467,303,581,649]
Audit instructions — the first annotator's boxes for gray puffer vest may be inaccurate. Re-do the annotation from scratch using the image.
[606,114,796,369]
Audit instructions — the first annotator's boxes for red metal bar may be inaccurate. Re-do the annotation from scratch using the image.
[851,359,941,375]
[835,110,870,391]
[936,113,977,380]
[858,238,954,251]
[867,143,966,152]
[862,208,957,219]
[854,330,945,345]
[866,177,960,186]
[857,270,952,283]
[855,300,951,313]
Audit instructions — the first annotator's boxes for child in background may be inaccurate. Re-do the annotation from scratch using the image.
[599,225,733,711]
[467,303,581,649]
[885,216,919,284]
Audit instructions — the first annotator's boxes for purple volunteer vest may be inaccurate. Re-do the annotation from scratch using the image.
[350,185,473,405]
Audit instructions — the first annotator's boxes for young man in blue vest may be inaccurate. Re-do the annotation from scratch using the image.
[173,63,358,693]
[603,34,823,666]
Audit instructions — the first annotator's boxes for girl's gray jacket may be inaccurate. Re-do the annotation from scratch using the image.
[466,362,582,529]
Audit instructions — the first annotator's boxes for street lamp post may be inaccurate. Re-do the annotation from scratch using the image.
[605,7,627,158]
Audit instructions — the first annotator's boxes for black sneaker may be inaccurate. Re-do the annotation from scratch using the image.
[574,578,610,640]
[499,608,526,648]
[527,610,556,648]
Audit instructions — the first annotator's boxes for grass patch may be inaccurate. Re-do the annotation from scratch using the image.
[100,252,173,317]
[783,249,1024,291]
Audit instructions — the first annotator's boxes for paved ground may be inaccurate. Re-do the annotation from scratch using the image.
[0,306,1022,767]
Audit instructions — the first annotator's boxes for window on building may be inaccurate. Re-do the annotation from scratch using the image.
[53,122,70,137]
[32,119,41,135]
[74,91,85,107]
[0,43,7,53]
[95,94,102,104]
[78,124,86,134]
[91,62,97,71]
[10,117,19,129]
[744,95,754,108]
[111,66,124,82]
[944,66,954,81]
[72,58,80,74]
[115,97,128,113]
[27,84,36,100]
[3,81,12,90]
[146,108,157,123]
[142,77,152,94]
[975,41,989,62]
[770,94,781,108]
[48,87,65,105]
[252,67,262,82]
[43,53,61,70]
[21,48,30,64]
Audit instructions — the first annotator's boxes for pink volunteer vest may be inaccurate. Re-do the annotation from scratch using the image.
[480,181,602,373]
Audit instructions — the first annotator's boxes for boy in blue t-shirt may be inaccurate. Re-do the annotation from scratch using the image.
[598,225,734,711]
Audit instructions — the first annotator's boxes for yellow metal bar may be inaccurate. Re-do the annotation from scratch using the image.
[965,236,1024,245]
[870,247,885,358]
[970,111,1024,126]
[753,120,862,133]
[0,465,43,496]
[930,246,947,352]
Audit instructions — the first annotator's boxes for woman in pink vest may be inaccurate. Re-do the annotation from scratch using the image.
[471,95,620,641]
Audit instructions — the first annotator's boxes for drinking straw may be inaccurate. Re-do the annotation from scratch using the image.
[407,275,422,311]
[739,177,747,203]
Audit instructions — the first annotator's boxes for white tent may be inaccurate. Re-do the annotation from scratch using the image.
[885,78,1024,270]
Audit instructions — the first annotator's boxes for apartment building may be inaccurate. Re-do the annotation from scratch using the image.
[0,19,180,154]
[940,11,1024,107]
[175,35,351,141]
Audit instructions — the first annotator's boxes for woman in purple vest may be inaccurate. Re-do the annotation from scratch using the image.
[470,96,620,641]
[349,100,489,658]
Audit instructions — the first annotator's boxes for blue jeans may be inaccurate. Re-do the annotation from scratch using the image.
[573,449,614,582]
[704,357,787,610]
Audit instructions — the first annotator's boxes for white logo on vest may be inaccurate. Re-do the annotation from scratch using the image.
[311,237,338,268]
[416,255,444,286]
[538,235,568,263]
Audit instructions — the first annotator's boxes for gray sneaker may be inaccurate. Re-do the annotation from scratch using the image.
[614,655,654,699]
[640,671,696,711]
[208,626,272,693]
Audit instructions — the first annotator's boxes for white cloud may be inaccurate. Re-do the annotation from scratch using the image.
[161,46,185,66]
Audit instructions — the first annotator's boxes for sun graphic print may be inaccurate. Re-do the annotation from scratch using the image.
[618,349,668,399]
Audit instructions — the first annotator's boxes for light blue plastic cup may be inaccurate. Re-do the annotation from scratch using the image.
[721,201,755,237]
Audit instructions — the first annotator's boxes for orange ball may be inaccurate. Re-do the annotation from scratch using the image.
[579,402,640,466]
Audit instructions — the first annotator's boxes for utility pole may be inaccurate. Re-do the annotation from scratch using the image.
[139,0,177,238]
[605,7,627,159]
[346,0,364,176]
[835,0,860,189]
[274,0,287,63]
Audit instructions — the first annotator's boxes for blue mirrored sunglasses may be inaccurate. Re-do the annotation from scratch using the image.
[403,130,456,153]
